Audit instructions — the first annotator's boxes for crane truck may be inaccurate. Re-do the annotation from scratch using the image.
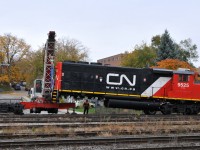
[20,31,75,114]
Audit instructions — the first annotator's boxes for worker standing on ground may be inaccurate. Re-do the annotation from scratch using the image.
[83,99,90,114]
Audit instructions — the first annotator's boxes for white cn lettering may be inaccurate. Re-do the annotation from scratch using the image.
[106,73,136,86]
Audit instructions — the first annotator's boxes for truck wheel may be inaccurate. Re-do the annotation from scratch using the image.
[53,108,58,114]
[35,108,41,113]
[47,109,52,114]
[184,108,192,115]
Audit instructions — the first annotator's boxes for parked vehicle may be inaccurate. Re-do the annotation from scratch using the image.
[14,84,21,90]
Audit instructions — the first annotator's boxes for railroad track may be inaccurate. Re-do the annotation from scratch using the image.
[1,121,200,142]
[115,145,200,150]
[1,129,200,140]
[0,113,199,123]
[0,120,200,129]
[0,134,200,149]
[0,113,200,149]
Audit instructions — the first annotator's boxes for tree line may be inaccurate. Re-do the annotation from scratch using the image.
[121,30,198,70]
[0,30,199,87]
[0,34,89,87]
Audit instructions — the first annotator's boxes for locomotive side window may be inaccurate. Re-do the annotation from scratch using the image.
[178,74,188,82]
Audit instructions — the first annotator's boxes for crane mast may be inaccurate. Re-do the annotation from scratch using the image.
[42,31,56,97]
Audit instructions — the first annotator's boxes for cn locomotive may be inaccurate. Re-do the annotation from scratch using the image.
[53,61,200,115]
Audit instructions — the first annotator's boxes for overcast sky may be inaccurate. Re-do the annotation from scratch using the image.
[1,0,200,67]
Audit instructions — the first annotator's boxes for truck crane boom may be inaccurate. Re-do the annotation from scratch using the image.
[20,31,75,114]
[42,31,56,97]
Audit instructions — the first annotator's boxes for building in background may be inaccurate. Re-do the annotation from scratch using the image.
[97,53,124,67]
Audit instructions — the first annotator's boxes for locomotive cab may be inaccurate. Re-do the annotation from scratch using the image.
[168,69,193,100]
[168,69,200,101]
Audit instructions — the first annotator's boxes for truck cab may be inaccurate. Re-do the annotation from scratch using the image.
[30,79,43,99]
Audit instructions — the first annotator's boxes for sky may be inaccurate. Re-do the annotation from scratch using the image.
[1,0,200,67]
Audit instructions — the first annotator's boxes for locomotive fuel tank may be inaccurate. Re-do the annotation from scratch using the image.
[105,99,161,111]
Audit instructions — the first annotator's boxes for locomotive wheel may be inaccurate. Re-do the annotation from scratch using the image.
[160,104,172,115]
[184,108,192,115]
[161,107,172,115]
[143,110,156,115]
[161,109,171,115]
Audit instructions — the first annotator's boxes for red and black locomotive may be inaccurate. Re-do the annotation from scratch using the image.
[54,61,200,115]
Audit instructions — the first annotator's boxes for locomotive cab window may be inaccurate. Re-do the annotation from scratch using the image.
[194,74,200,84]
[178,74,189,82]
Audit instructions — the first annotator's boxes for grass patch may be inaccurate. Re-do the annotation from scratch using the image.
[72,108,96,114]
[0,84,12,92]
[72,107,143,115]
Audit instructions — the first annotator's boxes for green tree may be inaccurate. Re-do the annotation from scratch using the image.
[121,43,156,68]
[157,30,179,61]
[17,49,44,86]
[20,38,89,86]
[178,38,198,63]
[151,35,161,49]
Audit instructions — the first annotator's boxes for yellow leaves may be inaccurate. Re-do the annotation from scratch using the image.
[0,75,9,83]
[0,65,24,83]
[10,65,26,82]
[0,52,5,62]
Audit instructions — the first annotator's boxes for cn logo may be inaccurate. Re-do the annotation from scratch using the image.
[106,73,136,86]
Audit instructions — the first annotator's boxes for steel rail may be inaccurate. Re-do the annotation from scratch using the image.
[1,113,200,118]
[0,135,200,148]
[0,114,199,122]
[1,130,200,140]
[0,121,200,129]
[115,145,200,150]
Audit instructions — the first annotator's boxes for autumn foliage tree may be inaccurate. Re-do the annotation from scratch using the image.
[18,37,89,87]
[0,33,30,84]
[0,33,30,65]
[154,59,196,71]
